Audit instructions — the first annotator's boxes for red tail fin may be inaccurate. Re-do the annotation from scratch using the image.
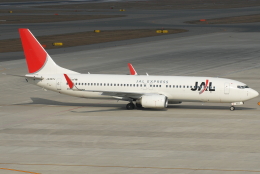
[19,28,47,73]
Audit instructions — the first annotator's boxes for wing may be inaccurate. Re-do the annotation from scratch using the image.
[64,74,150,99]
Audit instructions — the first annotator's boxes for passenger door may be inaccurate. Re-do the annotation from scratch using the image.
[56,78,61,90]
[224,82,229,94]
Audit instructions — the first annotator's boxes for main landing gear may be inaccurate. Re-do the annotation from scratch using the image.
[230,106,235,111]
[126,103,135,110]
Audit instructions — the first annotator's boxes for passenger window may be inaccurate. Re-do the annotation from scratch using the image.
[137,84,138,87]
[94,83,96,86]
[121,84,123,86]
[127,84,129,87]
[111,83,113,86]
[153,85,155,87]
[117,84,119,86]
[187,86,189,88]
[183,86,185,88]
[166,85,168,88]
[114,84,116,86]
[133,84,135,87]
[100,83,102,86]
[97,83,99,86]
[176,85,178,88]
[144,85,146,87]
[156,85,158,87]
[140,84,142,87]
[107,83,109,86]
[130,84,132,87]
[104,83,106,86]
[169,85,171,88]
[159,85,161,87]
[124,84,126,86]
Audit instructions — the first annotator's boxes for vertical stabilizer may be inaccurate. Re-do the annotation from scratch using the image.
[19,28,79,75]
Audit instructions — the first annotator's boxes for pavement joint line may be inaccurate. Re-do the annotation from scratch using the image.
[0,163,260,172]
[0,167,40,174]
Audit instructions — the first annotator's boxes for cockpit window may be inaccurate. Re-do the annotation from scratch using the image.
[237,85,249,89]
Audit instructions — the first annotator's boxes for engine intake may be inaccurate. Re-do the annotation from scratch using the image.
[138,95,168,108]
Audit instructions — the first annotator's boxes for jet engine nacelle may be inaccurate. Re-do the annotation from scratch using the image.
[139,95,168,108]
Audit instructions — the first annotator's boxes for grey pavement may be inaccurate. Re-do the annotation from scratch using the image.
[0,32,260,174]
[0,3,260,174]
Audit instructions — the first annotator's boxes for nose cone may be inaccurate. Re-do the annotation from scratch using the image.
[252,90,259,98]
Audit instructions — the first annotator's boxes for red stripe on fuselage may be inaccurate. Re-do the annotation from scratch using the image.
[19,28,47,73]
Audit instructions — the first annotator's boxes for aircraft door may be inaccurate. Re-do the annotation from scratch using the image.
[224,82,229,94]
[56,78,61,90]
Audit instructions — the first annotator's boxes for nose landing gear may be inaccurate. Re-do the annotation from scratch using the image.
[230,106,235,111]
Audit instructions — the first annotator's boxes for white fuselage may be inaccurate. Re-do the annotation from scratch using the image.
[27,74,258,103]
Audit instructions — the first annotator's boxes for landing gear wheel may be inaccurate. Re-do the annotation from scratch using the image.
[126,103,135,110]
[136,103,143,109]
[230,106,235,111]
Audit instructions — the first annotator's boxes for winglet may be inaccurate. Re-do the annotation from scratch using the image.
[64,74,74,89]
[128,63,138,75]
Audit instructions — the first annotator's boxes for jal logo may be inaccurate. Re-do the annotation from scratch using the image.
[191,79,215,94]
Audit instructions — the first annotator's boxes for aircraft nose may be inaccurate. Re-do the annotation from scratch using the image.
[252,89,259,98]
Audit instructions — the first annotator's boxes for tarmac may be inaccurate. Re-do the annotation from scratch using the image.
[0,2,260,174]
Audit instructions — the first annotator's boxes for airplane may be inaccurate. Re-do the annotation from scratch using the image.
[14,28,259,111]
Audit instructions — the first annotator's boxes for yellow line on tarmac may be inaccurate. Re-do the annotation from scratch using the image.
[0,167,40,174]
[1,163,260,173]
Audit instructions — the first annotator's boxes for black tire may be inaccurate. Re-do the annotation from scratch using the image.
[126,103,135,110]
[136,103,143,109]
[230,106,235,111]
